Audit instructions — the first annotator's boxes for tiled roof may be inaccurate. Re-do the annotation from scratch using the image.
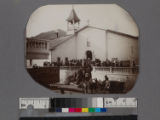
[49,35,75,50]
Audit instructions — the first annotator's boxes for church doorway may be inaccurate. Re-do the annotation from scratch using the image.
[86,50,92,60]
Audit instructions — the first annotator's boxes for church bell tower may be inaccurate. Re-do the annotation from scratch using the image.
[66,6,80,33]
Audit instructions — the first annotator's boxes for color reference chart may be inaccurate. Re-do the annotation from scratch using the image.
[49,98,105,113]
[19,98,137,113]
[54,107,107,113]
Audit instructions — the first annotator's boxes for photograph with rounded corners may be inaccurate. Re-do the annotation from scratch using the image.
[25,4,139,94]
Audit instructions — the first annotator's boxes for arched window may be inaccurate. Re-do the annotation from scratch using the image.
[39,42,41,48]
[36,42,38,48]
[45,42,47,49]
[86,50,92,60]
[42,42,44,48]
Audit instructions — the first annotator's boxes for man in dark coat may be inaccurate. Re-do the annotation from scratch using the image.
[84,64,93,93]
[102,75,110,91]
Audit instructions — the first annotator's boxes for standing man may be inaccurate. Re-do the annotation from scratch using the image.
[102,75,110,92]
[84,59,93,93]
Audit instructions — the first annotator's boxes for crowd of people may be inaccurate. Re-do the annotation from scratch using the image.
[63,61,111,93]
[31,57,135,93]
[43,57,137,68]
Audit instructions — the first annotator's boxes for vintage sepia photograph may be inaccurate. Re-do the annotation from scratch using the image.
[26,4,139,94]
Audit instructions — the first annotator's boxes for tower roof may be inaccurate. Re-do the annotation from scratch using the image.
[67,8,80,24]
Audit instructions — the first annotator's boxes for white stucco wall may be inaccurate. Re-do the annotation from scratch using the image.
[60,68,78,84]
[92,67,137,82]
[59,67,137,84]
[76,27,107,61]
[51,36,76,61]
[107,32,138,61]
[51,27,138,62]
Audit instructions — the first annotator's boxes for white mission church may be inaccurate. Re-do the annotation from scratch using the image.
[26,7,138,67]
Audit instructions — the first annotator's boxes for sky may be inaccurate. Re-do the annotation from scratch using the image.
[26,4,139,37]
